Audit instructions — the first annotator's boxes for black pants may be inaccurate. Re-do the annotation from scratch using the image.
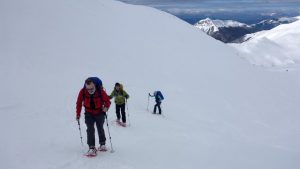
[116,104,126,123]
[154,101,162,114]
[85,112,106,147]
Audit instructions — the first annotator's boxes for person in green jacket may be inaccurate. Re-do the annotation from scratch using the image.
[110,83,129,126]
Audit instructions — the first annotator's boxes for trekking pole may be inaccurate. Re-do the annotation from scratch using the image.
[77,119,83,146]
[126,99,131,126]
[105,114,115,153]
[147,94,150,111]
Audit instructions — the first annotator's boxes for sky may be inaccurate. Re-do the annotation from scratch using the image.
[120,0,300,14]
[121,0,300,5]
[119,0,300,24]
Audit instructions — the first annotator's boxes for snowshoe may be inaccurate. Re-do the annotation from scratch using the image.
[117,121,126,127]
[98,145,108,152]
[116,119,126,127]
[85,147,97,157]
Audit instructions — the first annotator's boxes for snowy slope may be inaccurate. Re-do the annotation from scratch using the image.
[1,0,300,169]
[232,18,300,66]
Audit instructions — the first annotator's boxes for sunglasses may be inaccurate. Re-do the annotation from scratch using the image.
[85,79,92,85]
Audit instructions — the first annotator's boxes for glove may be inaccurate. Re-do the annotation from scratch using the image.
[102,107,108,112]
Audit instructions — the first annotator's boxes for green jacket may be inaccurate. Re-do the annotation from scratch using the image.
[110,89,129,105]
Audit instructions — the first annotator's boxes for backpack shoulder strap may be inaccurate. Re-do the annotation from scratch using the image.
[97,88,102,98]
[82,88,86,99]
[97,88,103,103]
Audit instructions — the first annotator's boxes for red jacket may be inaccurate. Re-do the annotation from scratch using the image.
[76,88,111,117]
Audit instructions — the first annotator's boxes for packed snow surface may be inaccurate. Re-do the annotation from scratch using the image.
[0,0,299,169]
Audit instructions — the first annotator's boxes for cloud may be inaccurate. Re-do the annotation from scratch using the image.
[121,0,300,8]
[256,0,300,3]
[120,0,300,15]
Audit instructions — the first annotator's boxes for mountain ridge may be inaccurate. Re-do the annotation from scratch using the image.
[195,17,298,43]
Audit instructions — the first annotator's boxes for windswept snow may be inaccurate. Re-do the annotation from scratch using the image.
[0,0,300,169]
[232,18,300,66]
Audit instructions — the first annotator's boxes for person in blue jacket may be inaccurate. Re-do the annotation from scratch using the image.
[149,91,164,114]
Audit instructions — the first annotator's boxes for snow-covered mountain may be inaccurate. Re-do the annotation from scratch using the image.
[195,18,250,35]
[252,17,299,30]
[194,18,219,34]
[195,17,298,43]
[1,0,300,169]
[232,17,300,66]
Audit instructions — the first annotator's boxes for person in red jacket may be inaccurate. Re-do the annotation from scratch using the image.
[76,78,111,155]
